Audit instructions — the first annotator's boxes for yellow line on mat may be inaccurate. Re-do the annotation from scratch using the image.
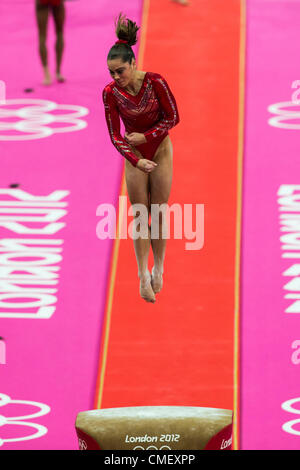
[233,0,246,450]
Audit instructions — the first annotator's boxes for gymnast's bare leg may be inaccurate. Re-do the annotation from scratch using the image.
[149,135,173,294]
[125,151,156,303]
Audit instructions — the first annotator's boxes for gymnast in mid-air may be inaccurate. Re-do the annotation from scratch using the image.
[35,0,65,85]
[102,13,180,303]
[172,0,189,5]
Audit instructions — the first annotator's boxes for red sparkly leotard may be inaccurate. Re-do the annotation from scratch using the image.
[102,72,180,167]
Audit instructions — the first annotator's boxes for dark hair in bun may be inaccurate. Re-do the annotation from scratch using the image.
[107,12,140,64]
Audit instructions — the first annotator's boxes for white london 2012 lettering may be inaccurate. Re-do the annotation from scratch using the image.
[269,85,300,441]
[0,188,69,319]
[125,433,180,443]
[220,436,232,449]
[277,185,300,438]
[125,433,180,450]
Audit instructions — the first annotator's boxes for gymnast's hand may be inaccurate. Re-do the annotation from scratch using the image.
[125,132,147,146]
[136,159,158,173]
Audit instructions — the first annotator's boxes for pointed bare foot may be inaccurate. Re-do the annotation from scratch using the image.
[171,0,189,5]
[151,267,163,294]
[139,271,156,303]
[56,72,66,83]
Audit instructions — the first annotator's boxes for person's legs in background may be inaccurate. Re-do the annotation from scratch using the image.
[35,1,51,85]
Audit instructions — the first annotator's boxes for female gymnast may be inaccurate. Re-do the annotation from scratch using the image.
[35,0,65,85]
[171,0,189,5]
[102,13,180,303]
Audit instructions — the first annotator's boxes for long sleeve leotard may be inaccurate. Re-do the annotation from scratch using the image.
[102,72,180,167]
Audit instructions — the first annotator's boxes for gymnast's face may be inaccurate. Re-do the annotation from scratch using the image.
[107,58,136,87]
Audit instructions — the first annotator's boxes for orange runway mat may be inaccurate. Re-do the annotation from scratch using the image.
[95,0,244,450]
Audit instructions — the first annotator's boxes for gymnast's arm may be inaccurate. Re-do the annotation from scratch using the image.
[102,86,140,167]
[143,73,180,143]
